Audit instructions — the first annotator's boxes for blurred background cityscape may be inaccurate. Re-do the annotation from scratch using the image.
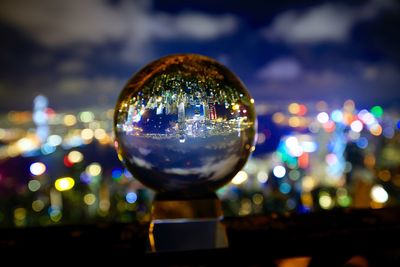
[0,0,399,228]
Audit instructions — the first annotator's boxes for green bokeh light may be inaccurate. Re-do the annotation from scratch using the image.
[371,105,383,117]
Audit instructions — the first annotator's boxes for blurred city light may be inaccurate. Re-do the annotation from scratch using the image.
[257,171,268,183]
[86,163,102,176]
[232,171,248,185]
[0,97,398,226]
[55,177,75,192]
[28,180,41,192]
[273,166,286,178]
[126,192,138,204]
[67,150,84,163]
[29,162,46,176]
[370,185,389,204]
[84,194,96,205]
[317,112,329,124]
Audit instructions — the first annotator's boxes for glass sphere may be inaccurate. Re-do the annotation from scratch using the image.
[114,54,256,196]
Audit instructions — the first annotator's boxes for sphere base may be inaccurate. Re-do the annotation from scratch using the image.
[147,193,228,252]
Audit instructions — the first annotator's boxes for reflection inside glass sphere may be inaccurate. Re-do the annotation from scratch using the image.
[114,54,256,195]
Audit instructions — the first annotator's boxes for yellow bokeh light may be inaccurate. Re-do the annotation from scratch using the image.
[370,185,388,203]
[252,193,264,205]
[0,128,5,140]
[32,200,45,212]
[14,208,26,220]
[6,145,19,158]
[55,177,75,191]
[83,193,96,205]
[302,176,316,192]
[288,116,301,127]
[99,135,111,145]
[272,112,285,124]
[63,114,77,126]
[79,111,94,123]
[89,121,101,130]
[288,103,300,114]
[343,112,354,125]
[87,163,102,176]
[257,171,268,183]
[239,199,252,216]
[81,128,94,141]
[17,137,36,151]
[94,128,107,140]
[232,171,248,185]
[319,194,333,209]
[68,150,83,163]
[370,124,382,136]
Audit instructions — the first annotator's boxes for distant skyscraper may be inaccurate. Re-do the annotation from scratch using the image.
[203,101,209,120]
[156,103,164,115]
[209,103,217,120]
[177,101,186,141]
[178,102,185,122]
[126,104,135,125]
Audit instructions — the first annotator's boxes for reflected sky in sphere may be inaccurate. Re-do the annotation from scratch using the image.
[114,54,256,195]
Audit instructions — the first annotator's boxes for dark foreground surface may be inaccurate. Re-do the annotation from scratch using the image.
[1,207,399,266]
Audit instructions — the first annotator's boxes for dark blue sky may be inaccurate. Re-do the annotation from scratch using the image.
[0,0,399,111]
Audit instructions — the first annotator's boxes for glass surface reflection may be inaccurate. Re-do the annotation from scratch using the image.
[114,54,256,195]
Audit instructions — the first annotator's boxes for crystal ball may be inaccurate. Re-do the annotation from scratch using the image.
[114,54,256,196]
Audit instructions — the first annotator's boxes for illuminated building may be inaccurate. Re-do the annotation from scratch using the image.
[209,103,217,120]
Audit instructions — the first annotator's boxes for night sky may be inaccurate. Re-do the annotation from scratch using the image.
[0,0,399,112]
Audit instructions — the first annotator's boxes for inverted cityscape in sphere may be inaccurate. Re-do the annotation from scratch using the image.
[114,54,257,195]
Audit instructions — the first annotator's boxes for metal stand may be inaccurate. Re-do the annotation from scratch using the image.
[147,193,228,252]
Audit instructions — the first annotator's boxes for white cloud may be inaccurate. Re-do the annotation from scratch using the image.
[253,57,346,100]
[58,59,87,74]
[361,63,400,82]
[303,70,343,88]
[120,9,238,64]
[0,0,238,64]
[257,57,302,81]
[58,76,124,95]
[0,0,127,46]
[58,77,90,94]
[262,0,396,44]
[252,60,400,104]
[260,64,344,88]
[152,13,237,41]
[263,4,355,43]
